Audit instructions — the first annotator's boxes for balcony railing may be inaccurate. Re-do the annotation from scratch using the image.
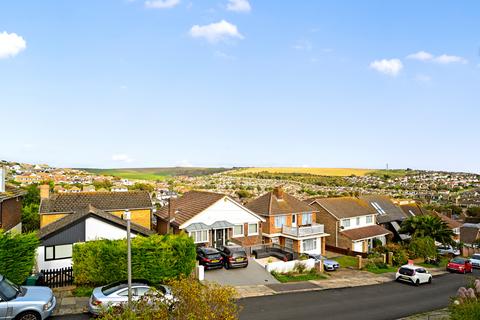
[282,223,325,237]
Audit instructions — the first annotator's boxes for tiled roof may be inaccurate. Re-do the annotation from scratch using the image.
[433,212,462,229]
[341,224,392,241]
[460,225,480,244]
[400,203,426,217]
[246,189,315,216]
[308,197,376,219]
[38,205,154,240]
[39,191,152,214]
[154,191,226,226]
[0,185,27,202]
[359,195,407,223]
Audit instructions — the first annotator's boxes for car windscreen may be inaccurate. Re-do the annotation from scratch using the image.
[0,278,19,300]
[472,255,480,260]
[398,267,414,276]
[451,258,465,264]
[206,253,222,260]
[231,249,247,258]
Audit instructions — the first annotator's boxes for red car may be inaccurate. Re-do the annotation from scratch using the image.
[446,257,473,274]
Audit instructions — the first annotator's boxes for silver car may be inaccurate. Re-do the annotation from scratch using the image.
[88,280,174,315]
[0,274,56,320]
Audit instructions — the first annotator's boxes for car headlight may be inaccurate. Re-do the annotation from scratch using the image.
[43,301,53,310]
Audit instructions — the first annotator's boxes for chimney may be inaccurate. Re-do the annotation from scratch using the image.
[167,198,176,234]
[0,167,5,193]
[40,184,50,200]
[273,187,284,199]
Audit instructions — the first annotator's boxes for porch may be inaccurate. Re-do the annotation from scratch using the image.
[185,221,235,248]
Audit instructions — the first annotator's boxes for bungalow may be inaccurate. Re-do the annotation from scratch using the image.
[307,197,392,253]
[38,186,154,230]
[0,168,25,233]
[154,190,265,247]
[246,187,329,255]
[37,205,154,270]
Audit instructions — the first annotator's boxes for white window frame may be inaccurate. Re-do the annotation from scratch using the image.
[302,239,317,252]
[366,215,373,224]
[274,216,287,228]
[342,219,351,228]
[233,224,244,238]
[248,223,258,235]
[44,244,73,261]
[302,213,312,225]
[356,217,360,226]
[190,230,209,244]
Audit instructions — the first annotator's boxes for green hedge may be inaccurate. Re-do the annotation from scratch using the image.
[0,231,39,284]
[72,233,196,286]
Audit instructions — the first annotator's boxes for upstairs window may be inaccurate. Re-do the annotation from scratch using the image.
[342,219,351,228]
[274,216,287,228]
[366,215,373,224]
[302,213,312,225]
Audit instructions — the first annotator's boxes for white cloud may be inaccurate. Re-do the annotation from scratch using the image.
[0,31,26,59]
[407,51,434,61]
[433,54,468,64]
[112,154,134,163]
[145,0,180,9]
[293,39,312,51]
[369,59,403,77]
[227,0,251,12]
[406,51,468,64]
[189,20,243,43]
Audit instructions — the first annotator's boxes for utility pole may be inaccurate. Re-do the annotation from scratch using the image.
[124,210,132,306]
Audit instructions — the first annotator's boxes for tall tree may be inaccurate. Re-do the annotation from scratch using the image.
[400,215,454,245]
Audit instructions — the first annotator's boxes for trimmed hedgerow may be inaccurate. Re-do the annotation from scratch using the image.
[0,231,39,284]
[72,233,196,286]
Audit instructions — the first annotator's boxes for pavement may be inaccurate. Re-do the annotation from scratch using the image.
[204,258,279,286]
[51,286,89,317]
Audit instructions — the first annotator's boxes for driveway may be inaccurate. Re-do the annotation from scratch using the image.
[204,258,279,286]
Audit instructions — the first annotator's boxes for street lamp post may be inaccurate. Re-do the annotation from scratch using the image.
[124,210,132,306]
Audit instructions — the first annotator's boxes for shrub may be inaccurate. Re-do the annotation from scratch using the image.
[294,261,306,274]
[373,243,408,266]
[408,236,437,260]
[0,231,39,284]
[73,234,196,286]
[98,278,239,320]
[450,279,480,320]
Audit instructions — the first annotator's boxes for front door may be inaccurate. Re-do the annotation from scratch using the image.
[216,229,224,247]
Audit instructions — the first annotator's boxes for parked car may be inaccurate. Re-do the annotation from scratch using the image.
[196,247,224,270]
[305,254,340,271]
[437,245,460,256]
[395,265,432,286]
[88,280,174,315]
[218,245,248,269]
[446,257,473,274]
[0,274,56,320]
[470,254,480,268]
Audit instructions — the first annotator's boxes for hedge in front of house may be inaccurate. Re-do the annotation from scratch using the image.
[72,233,196,286]
[0,231,40,284]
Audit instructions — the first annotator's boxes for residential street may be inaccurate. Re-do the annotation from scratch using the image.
[239,271,477,320]
[52,271,477,320]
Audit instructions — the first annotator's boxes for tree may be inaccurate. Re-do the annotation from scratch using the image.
[400,215,454,245]
[129,183,154,192]
[407,236,437,260]
[21,184,41,232]
[98,278,239,320]
[0,231,39,284]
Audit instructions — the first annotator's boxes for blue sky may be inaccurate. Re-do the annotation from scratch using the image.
[0,0,479,172]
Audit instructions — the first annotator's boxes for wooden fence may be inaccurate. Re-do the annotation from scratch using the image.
[325,244,368,258]
[40,267,74,288]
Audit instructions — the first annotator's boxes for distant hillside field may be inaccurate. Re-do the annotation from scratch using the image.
[82,167,231,181]
[231,168,375,177]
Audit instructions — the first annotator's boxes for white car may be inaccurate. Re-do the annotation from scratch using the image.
[470,254,480,268]
[395,265,432,286]
[437,245,460,256]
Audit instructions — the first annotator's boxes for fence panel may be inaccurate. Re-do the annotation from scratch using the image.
[40,267,74,288]
[325,244,368,258]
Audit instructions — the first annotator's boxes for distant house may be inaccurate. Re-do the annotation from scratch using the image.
[359,195,409,241]
[82,185,96,192]
[38,186,153,230]
[246,187,329,255]
[69,186,81,193]
[307,197,392,253]
[0,168,26,233]
[460,223,480,246]
[111,185,128,192]
[154,190,264,248]
[37,205,154,270]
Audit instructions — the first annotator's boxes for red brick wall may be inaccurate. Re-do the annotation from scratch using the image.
[231,222,262,246]
[0,197,22,232]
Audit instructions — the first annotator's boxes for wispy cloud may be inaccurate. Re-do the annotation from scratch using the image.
[369,58,403,77]
[407,51,468,64]
[0,31,26,59]
[112,154,134,163]
[226,0,251,12]
[293,39,312,51]
[189,20,243,43]
[145,0,180,9]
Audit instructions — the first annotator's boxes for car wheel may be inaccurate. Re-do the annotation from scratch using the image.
[428,277,432,284]
[225,263,229,270]
[16,311,41,320]
[415,279,420,286]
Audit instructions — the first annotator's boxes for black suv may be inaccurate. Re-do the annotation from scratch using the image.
[196,247,224,270]
[218,245,248,269]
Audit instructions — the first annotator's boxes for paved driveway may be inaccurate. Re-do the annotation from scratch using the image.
[204,258,279,286]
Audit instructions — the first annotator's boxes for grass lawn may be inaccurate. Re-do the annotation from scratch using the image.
[272,271,329,283]
[364,264,398,274]
[418,258,449,269]
[333,256,358,269]
[72,286,94,297]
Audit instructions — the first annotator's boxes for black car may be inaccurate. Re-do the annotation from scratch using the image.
[218,245,248,269]
[196,247,224,270]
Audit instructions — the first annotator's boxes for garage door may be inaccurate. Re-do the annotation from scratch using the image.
[353,241,363,252]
